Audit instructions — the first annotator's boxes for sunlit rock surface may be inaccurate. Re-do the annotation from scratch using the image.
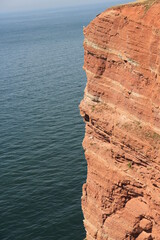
[80,1,160,239]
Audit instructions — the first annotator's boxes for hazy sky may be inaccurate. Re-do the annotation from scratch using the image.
[0,0,111,12]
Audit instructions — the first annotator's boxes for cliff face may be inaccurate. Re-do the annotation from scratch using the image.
[80,1,160,239]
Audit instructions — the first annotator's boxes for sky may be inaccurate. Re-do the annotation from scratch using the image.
[0,0,112,12]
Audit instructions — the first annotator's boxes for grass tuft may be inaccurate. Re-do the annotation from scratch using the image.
[128,161,133,169]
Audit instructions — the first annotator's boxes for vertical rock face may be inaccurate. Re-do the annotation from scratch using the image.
[80,1,160,239]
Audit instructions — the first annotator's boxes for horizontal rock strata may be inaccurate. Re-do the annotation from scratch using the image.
[80,1,160,239]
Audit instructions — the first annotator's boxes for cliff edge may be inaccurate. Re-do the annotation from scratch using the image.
[80,1,160,239]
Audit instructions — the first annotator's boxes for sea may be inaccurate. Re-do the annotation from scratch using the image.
[0,1,129,240]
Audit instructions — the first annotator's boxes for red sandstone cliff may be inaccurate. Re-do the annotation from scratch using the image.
[80,1,160,239]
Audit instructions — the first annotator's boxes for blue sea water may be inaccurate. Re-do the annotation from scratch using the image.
[0,2,129,240]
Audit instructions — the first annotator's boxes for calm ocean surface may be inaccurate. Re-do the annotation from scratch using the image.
[0,2,129,239]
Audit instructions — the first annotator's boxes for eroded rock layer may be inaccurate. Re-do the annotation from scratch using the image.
[80,1,160,239]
